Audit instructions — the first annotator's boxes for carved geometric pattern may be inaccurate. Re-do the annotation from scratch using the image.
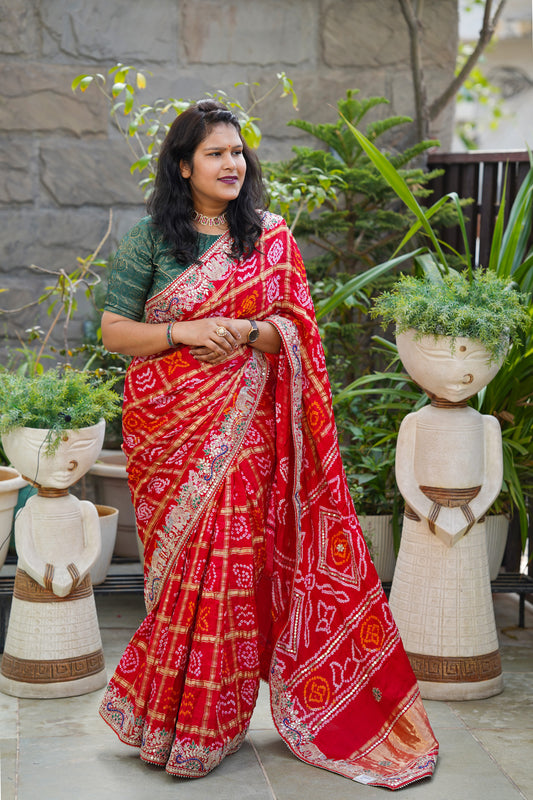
[13,570,93,603]
[407,649,502,683]
[0,649,105,683]
[420,485,481,506]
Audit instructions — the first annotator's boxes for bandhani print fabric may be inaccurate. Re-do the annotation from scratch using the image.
[99,212,439,788]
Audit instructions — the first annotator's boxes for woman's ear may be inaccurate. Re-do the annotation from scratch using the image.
[180,160,191,179]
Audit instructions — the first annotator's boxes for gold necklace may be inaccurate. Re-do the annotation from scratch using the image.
[192,210,228,227]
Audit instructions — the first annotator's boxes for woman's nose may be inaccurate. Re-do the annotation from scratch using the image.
[223,151,236,168]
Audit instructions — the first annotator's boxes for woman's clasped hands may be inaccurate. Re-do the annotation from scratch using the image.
[181,317,246,365]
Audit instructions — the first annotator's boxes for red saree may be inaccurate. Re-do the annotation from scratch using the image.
[99,212,438,788]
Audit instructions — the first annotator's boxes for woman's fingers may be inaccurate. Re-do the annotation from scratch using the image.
[211,319,241,351]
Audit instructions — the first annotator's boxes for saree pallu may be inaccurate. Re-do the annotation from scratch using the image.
[99,212,438,788]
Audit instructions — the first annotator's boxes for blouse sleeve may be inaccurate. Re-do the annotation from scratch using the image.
[104,217,156,321]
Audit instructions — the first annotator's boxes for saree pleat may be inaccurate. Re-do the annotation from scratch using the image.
[99,213,439,787]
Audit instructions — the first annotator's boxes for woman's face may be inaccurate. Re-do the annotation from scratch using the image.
[180,123,246,215]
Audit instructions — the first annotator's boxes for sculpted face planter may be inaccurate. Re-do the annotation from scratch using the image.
[390,330,505,700]
[0,421,108,698]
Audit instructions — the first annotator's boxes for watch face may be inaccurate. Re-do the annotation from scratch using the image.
[248,321,259,342]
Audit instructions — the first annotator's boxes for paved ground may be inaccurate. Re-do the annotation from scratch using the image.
[0,577,531,800]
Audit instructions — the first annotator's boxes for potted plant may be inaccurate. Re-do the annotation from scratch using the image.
[0,467,27,571]
[335,335,431,582]
[0,368,122,581]
[0,368,121,457]
[339,123,532,554]
[334,126,532,700]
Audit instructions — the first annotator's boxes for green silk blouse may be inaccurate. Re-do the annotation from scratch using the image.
[104,215,219,321]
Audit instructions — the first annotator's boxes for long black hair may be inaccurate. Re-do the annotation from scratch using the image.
[147,100,268,263]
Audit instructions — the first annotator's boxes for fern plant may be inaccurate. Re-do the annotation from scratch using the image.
[0,369,121,454]
[372,269,529,363]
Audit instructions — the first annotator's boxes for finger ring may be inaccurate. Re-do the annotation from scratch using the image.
[216,326,228,337]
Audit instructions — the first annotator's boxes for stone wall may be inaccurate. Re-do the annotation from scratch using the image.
[0,0,458,355]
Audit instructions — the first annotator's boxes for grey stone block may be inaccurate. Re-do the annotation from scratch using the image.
[0,0,40,55]
[41,0,179,63]
[323,0,457,70]
[182,0,316,66]
[0,137,34,205]
[40,140,144,207]
[0,63,108,136]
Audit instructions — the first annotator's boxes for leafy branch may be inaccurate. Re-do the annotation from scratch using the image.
[72,64,298,197]
[0,212,113,373]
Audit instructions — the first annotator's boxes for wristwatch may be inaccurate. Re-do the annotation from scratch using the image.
[247,320,259,343]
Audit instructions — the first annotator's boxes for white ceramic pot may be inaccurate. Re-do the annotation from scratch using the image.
[485,514,510,581]
[90,504,119,585]
[358,514,396,582]
[2,420,105,489]
[0,467,27,571]
[89,449,138,559]
[396,329,504,403]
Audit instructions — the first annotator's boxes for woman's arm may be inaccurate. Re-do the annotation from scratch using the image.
[101,311,280,359]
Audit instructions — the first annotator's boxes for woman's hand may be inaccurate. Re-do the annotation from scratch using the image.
[185,317,246,364]
[188,318,281,363]
[101,311,280,359]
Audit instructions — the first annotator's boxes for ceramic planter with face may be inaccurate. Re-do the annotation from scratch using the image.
[2,420,105,489]
[395,329,505,403]
[389,328,505,700]
[0,420,107,698]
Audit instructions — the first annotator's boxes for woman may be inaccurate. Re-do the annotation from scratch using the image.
[99,100,438,788]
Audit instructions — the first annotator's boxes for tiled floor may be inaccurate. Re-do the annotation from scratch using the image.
[0,581,531,800]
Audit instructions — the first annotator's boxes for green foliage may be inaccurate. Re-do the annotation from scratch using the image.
[265,90,441,267]
[372,270,530,362]
[264,89,447,387]
[73,64,298,198]
[471,301,533,548]
[335,337,426,551]
[0,369,122,454]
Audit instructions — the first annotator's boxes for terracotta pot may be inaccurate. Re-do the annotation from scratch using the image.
[90,504,119,585]
[0,467,27,571]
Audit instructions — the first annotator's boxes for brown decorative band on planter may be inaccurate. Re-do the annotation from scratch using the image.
[0,649,105,683]
[406,650,502,683]
[13,570,93,603]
